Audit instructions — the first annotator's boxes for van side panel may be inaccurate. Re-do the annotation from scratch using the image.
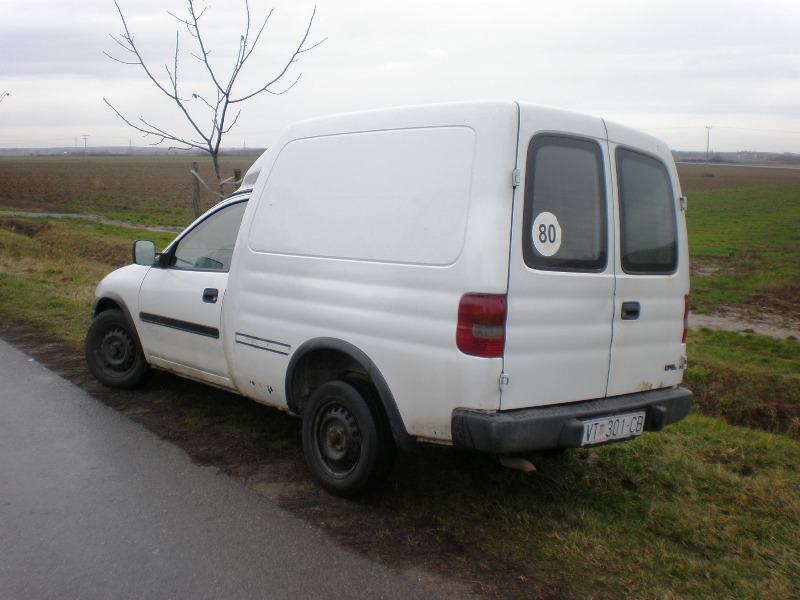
[224,102,519,441]
[248,127,474,265]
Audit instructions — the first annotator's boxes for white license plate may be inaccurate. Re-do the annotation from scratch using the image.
[581,411,646,446]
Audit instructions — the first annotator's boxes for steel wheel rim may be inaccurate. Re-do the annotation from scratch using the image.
[98,327,136,374]
[313,400,362,479]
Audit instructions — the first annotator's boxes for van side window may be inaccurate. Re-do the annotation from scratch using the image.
[172,201,248,271]
[616,149,677,274]
[522,135,607,271]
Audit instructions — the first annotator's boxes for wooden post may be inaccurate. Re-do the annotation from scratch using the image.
[190,161,201,218]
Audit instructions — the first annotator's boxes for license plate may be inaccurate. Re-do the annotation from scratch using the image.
[581,411,646,446]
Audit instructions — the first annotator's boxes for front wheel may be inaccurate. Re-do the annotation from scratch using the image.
[85,309,149,388]
[302,380,395,497]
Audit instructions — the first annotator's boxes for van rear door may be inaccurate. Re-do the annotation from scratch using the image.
[501,105,615,410]
[604,123,689,396]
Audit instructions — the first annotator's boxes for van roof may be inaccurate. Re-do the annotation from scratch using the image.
[238,101,672,192]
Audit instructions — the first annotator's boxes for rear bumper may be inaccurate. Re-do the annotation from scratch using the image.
[451,386,692,454]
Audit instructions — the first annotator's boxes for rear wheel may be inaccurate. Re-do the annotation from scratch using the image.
[85,309,149,388]
[302,380,395,496]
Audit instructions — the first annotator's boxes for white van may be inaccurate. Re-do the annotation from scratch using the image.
[86,101,692,496]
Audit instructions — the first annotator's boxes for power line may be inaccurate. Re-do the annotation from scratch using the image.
[80,134,89,157]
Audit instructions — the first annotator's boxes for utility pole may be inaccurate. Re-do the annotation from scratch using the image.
[80,134,89,157]
[705,126,712,161]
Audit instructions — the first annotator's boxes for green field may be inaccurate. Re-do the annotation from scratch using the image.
[686,328,800,438]
[0,157,799,599]
[688,184,800,318]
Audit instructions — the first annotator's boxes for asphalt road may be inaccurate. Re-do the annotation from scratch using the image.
[0,337,428,600]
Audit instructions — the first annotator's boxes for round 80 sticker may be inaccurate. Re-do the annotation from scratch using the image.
[532,211,562,257]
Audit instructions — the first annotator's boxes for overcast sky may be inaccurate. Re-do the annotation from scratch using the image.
[1,0,799,152]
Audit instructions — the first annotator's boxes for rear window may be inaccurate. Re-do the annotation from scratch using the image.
[522,135,607,271]
[616,148,677,274]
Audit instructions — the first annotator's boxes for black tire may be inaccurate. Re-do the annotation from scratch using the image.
[85,309,149,389]
[302,380,395,497]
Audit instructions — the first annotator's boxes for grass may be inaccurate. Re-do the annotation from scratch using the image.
[0,197,194,228]
[687,184,800,317]
[685,328,800,438]
[384,416,800,599]
[0,217,174,343]
[689,328,800,378]
[1,214,798,599]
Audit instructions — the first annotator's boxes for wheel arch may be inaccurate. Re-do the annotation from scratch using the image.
[92,293,143,347]
[286,338,414,451]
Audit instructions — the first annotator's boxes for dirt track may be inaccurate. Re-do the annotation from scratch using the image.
[689,312,798,340]
[0,209,183,232]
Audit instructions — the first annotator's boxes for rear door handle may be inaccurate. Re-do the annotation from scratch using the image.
[202,288,219,304]
[621,301,640,320]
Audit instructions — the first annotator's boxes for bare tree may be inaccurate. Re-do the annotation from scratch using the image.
[103,0,324,194]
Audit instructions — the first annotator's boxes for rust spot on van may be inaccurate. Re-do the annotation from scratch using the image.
[638,382,654,392]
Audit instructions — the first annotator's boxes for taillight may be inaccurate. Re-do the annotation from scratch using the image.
[682,295,689,343]
[456,293,507,358]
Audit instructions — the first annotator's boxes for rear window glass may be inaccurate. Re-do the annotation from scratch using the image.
[522,135,607,271]
[616,148,677,274]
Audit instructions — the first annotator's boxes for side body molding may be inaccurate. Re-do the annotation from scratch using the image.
[285,338,414,451]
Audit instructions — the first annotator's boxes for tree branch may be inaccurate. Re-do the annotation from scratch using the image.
[230,6,324,104]
[186,0,226,94]
[104,0,324,191]
[221,109,242,134]
[108,33,135,54]
[103,52,139,65]
[103,97,207,151]
[107,0,210,145]
[240,6,274,65]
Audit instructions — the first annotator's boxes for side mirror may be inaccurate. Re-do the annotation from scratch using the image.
[132,240,156,266]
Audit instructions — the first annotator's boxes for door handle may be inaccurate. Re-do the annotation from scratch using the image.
[202,288,219,304]
[621,301,640,320]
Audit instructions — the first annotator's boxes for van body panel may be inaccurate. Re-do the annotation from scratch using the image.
[603,121,689,396]
[501,104,616,410]
[225,101,519,440]
[248,126,475,265]
[138,268,231,380]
